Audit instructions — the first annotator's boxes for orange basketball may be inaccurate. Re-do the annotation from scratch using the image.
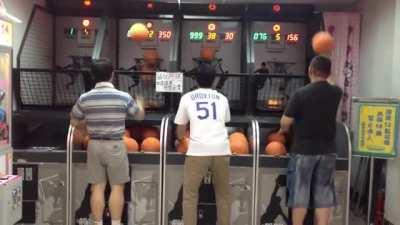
[229,132,249,155]
[83,135,90,150]
[265,141,287,156]
[177,137,189,154]
[124,136,139,152]
[229,132,247,142]
[142,126,160,139]
[127,23,149,42]
[141,137,160,152]
[143,48,159,66]
[124,129,131,137]
[73,127,87,149]
[312,31,334,55]
[200,47,216,61]
[267,132,286,144]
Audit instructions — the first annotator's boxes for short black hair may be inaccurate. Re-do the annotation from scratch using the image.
[196,63,216,88]
[261,62,266,66]
[309,56,331,78]
[91,58,114,82]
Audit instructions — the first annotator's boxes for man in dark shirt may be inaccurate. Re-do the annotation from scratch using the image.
[278,56,342,225]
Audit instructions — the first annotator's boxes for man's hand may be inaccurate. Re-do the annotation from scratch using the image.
[279,115,294,135]
[176,124,188,141]
[70,114,86,128]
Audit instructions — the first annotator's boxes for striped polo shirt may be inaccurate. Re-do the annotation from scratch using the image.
[71,82,138,139]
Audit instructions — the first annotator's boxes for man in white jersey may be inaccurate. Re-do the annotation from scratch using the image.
[175,64,231,225]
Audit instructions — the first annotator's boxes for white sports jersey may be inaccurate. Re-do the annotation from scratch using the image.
[175,88,231,156]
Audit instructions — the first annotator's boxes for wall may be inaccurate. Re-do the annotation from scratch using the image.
[357,0,396,97]
[386,0,400,223]
[3,0,46,67]
[356,0,400,223]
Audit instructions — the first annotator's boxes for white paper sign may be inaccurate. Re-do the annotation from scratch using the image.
[156,72,183,93]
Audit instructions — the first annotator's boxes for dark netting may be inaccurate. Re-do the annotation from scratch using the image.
[255,75,306,112]
[20,70,53,106]
[54,71,85,106]
[182,75,246,112]
[116,71,166,110]
[18,69,86,107]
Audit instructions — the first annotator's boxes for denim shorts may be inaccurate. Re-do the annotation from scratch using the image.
[287,153,336,208]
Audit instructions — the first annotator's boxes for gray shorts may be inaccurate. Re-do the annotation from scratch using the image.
[287,153,336,208]
[87,140,130,185]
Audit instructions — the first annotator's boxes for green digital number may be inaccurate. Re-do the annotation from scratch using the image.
[253,32,269,42]
[190,31,204,41]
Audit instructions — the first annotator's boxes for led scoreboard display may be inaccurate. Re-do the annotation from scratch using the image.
[189,31,204,41]
[253,24,300,44]
[143,22,173,41]
[158,30,172,41]
[189,23,236,42]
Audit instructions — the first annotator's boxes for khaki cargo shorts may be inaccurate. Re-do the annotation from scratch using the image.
[87,140,130,185]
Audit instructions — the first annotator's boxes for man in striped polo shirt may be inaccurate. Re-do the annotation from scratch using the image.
[70,59,145,225]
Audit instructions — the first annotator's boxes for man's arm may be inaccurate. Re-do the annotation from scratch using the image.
[127,96,145,121]
[70,98,85,127]
[278,92,299,135]
[174,97,189,140]
[176,124,188,140]
[70,114,85,127]
[225,98,231,123]
[278,115,294,135]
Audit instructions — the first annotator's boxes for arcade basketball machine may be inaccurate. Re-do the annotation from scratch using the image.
[11,1,177,225]
[246,4,352,225]
[0,2,23,224]
[162,3,256,225]
[10,1,353,225]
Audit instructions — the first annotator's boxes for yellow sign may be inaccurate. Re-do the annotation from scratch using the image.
[0,19,11,47]
[356,104,398,157]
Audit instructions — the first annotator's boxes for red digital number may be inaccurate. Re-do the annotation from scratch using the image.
[158,30,172,41]
[224,32,235,42]
[286,33,299,43]
[166,31,172,39]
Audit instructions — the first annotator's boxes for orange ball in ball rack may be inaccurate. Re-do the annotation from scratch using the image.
[141,137,161,152]
[124,136,139,152]
[124,129,131,138]
[265,141,287,156]
[229,132,250,155]
[266,132,286,144]
[312,31,335,55]
[142,126,160,139]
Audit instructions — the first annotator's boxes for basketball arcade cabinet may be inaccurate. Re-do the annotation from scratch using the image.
[0,2,23,224]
